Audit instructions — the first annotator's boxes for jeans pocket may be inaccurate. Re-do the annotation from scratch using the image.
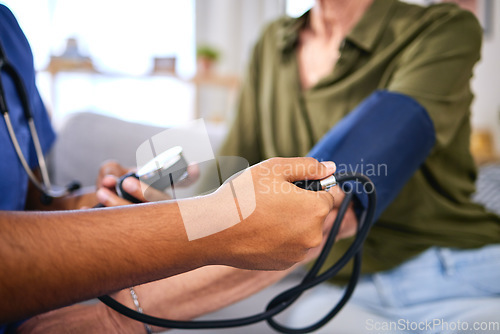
[439,245,500,296]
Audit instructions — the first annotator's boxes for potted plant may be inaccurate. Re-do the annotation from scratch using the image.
[196,45,220,74]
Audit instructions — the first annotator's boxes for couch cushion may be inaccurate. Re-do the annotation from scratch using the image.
[48,112,167,187]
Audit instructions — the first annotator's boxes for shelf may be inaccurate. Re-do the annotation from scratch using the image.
[42,56,240,123]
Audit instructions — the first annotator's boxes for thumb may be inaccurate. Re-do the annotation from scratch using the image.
[317,189,336,213]
[282,157,336,182]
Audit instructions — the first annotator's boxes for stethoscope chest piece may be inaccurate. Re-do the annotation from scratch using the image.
[115,146,188,203]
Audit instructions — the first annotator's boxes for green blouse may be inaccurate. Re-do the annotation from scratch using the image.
[218,0,500,280]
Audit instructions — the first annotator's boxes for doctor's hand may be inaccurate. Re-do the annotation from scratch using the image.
[201,157,337,271]
[95,157,336,271]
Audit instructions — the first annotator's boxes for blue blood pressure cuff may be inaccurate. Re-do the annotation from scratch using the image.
[308,90,436,221]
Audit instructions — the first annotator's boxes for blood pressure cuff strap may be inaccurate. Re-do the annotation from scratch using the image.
[307,90,436,221]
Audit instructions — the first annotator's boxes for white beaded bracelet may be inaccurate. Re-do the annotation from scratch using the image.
[129,287,153,334]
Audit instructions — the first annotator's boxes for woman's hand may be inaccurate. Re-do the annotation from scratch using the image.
[95,160,199,207]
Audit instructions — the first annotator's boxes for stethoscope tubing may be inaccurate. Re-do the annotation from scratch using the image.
[98,173,377,334]
[0,42,77,200]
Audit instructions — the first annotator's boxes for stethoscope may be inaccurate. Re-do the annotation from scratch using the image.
[0,40,80,203]
[94,146,189,207]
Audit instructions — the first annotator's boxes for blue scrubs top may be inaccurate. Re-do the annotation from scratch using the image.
[0,5,56,331]
[0,5,56,211]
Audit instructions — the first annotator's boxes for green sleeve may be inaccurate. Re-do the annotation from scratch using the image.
[194,40,265,194]
[387,7,482,149]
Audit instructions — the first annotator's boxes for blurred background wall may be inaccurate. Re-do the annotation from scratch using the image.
[3,0,499,157]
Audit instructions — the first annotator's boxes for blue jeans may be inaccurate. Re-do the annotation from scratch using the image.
[286,244,500,333]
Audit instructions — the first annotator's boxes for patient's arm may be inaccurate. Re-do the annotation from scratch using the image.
[125,265,294,332]
[18,265,296,334]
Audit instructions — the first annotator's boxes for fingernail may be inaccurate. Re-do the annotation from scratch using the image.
[96,188,109,203]
[320,161,336,172]
[103,175,116,183]
[122,177,138,193]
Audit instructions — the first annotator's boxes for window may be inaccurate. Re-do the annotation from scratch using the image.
[286,0,313,17]
[4,0,196,127]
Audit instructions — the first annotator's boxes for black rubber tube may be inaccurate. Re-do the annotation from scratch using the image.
[98,172,377,333]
